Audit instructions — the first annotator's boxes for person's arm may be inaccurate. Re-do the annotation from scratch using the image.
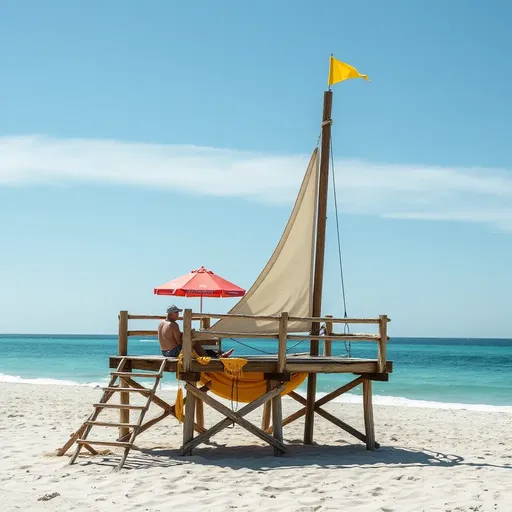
[157,322,163,346]
[171,323,183,347]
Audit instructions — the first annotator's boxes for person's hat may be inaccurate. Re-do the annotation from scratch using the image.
[167,305,182,314]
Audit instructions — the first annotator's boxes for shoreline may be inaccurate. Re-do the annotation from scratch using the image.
[2,375,512,414]
[1,382,511,511]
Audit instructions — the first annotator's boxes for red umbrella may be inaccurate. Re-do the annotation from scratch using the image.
[153,266,245,312]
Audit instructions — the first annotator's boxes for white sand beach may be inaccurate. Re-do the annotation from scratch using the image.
[1,382,511,511]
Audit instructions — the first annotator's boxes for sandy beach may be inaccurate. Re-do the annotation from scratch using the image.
[1,382,511,511]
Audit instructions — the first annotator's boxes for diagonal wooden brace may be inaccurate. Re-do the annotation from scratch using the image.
[182,383,286,455]
[266,376,379,448]
[276,377,364,431]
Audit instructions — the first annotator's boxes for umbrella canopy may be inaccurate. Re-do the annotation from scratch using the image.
[154,266,245,299]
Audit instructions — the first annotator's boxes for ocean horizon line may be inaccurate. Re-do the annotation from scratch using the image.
[1,333,511,342]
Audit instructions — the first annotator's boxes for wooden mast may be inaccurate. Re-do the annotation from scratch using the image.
[304,89,333,444]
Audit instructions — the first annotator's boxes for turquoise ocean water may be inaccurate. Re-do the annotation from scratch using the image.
[1,335,511,412]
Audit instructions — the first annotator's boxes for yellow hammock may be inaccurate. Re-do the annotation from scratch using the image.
[199,368,307,402]
[175,354,307,421]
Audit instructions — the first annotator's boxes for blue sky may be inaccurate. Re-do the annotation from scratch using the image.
[1,0,511,337]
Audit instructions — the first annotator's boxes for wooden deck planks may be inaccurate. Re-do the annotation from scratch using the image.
[109,355,393,375]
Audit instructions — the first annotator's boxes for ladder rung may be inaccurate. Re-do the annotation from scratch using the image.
[85,421,139,428]
[103,387,151,393]
[93,403,145,410]
[77,440,132,447]
[112,372,161,378]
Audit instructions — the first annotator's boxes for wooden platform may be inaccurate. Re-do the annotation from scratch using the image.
[109,355,393,376]
[57,311,394,469]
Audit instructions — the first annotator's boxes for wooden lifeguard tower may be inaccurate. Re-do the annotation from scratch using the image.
[58,57,392,470]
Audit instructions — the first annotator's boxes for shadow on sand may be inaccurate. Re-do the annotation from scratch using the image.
[78,438,512,472]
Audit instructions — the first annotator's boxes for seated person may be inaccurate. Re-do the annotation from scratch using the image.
[158,305,233,358]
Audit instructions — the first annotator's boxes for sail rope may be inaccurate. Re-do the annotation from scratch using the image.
[228,338,273,354]
[330,133,351,357]
[228,337,306,355]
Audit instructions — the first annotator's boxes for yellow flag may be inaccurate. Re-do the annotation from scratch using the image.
[328,55,370,86]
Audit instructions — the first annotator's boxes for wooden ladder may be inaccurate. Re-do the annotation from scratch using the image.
[68,357,167,471]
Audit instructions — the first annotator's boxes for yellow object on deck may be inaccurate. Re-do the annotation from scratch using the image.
[219,357,248,378]
[198,370,307,403]
[176,352,307,404]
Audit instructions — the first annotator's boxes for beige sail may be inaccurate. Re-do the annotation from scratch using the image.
[208,148,319,334]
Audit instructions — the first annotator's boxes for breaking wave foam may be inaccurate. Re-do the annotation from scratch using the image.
[2,373,511,413]
[0,373,107,388]
[289,390,512,413]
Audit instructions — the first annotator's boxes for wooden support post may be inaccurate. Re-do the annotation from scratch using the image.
[118,311,128,356]
[324,315,333,356]
[182,309,193,372]
[182,381,197,455]
[195,399,204,430]
[278,312,288,373]
[118,311,130,439]
[305,89,333,445]
[304,371,317,444]
[271,380,283,456]
[363,379,376,450]
[378,314,388,373]
[261,380,272,430]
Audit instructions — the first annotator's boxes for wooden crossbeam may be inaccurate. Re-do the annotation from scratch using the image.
[313,406,379,448]
[316,377,364,406]
[124,378,172,411]
[356,373,389,382]
[277,377,364,429]
[266,377,379,449]
[289,390,307,405]
[102,386,151,394]
[182,383,286,455]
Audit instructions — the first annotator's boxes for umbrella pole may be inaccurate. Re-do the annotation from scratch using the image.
[200,296,203,314]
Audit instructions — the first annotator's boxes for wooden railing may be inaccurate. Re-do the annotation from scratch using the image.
[117,310,390,374]
[117,311,218,354]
